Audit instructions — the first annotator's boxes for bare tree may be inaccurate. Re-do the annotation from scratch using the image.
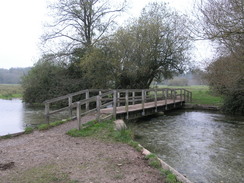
[193,0,244,57]
[42,0,126,54]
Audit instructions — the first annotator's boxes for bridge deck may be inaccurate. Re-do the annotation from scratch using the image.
[101,99,183,114]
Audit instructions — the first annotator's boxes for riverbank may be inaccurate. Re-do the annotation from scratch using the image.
[0,115,165,183]
[0,84,22,99]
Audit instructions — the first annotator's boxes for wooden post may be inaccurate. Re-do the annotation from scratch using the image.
[117,92,120,107]
[85,90,89,111]
[173,89,176,107]
[162,89,165,99]
[68,96,72,118]
[77,102,81,130]
[190,92,192,102]
[113,90,117,119]
[142,90,145,115]
[132,91,135,105]
[154,89,157,112]
[184,89,186,101]
[45,103,50,124]
[96,95,101,122]
[125,90,129,119]
[180,89,183,105]
[165,89,168,110]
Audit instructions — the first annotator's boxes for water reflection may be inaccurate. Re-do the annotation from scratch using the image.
[128,110,244,183]
[0,99,69,136]
[0,99,24,135]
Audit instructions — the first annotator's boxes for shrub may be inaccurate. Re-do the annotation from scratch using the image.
[24,127,34,134]
[145,154,162,169]
[38,124,50,131]
[222,90,244,115]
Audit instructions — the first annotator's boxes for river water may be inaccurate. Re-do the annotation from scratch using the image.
[0,99,68,136]
[128,110,244,183]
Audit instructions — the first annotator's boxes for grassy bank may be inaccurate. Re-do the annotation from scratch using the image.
[158,85,223,106]
[0,84,23,99]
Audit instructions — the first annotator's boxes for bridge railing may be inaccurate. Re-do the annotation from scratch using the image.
[43,88,192,127]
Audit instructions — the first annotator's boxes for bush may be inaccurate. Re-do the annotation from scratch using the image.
[21,55,87,104]
[38,124,50,131]
[222,90,244,115]
[24,127,34,134]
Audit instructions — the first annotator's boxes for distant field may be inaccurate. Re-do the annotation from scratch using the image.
[157,85,223,106]
[0,84,23,99]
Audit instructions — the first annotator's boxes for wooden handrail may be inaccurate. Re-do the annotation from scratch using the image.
[44,88,192,125]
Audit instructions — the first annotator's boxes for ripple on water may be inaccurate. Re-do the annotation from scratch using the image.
[128,110,244,183]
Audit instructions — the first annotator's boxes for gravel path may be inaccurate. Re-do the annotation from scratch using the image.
[0,115,164,183]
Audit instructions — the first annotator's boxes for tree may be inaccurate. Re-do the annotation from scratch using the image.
[108,2,192,88]
[21,55,88,103]
[79,3,192,89]
[194,0,244,57]
[42,0,126,54]
[195,0,244,114]
[206,55,244,95]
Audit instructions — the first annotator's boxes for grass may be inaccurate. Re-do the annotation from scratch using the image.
[157,85,223,106]
[67,120,134,144]
[0,84,23,99]
[37,119,69,131]
[24,127,34,134]
[2,164,79,183]
[0,134,12,139]
[144,154,181,183]
[161,169,180,183]
[38,124,50,130]
[67,119,182,182]
[145,153,162,169]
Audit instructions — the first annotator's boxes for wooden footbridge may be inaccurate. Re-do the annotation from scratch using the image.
[44,88,192,129]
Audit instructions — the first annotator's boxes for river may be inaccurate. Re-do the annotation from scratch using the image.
[1,99,244,182]
[0,99,68,136]
[128,110,244,183]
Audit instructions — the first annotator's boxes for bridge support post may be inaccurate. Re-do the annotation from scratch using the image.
[125,90,129,119]
[113,90,117,119]
[85,90,89,111]
[117,92,120,107]
[96,95,101,122]
[180,89,183,105]
[142,90,145,115]
[77,102,81,130]
[132,91,135,105]
[45,103,50,124]
[154,89,158,112]
[173,89,176,107]
[184,89,186,101]
[165,89,168,110]
[68,96,73,118]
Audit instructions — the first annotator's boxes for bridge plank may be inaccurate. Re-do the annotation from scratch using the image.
[100,99,183,114]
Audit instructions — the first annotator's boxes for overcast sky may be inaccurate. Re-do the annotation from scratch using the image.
[0,0,212,69]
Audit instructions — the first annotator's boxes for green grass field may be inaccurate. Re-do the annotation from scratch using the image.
[157,85,223,106]
[0,84,223,106]
[0,84,23,99]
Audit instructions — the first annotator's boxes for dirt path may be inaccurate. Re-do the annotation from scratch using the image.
[0,115,164,183]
